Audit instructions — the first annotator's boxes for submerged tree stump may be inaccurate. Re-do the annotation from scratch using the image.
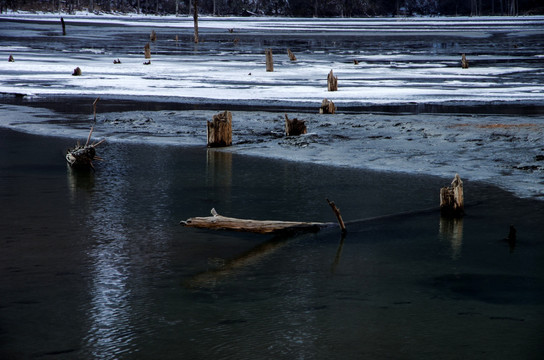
[320,98,336,114]
[327,69,338,91]
[144,43,151,59]
[440,174,464,216]
[287,48,297,61]
[207,111,232,147]
[72,67,81,76]
[285,114,307,136]
[461,53,469,69]
[265,48,274,72]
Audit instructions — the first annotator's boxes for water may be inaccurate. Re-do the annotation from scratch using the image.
[1,129,543,359]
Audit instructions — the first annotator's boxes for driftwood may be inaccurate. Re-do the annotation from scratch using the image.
[150,30,157,42]
[285,114,307,136]
[144,43,151,59]
[72,67,81,76]
[319,98,336,114]
[66,127,105,170]
[265,48,274,72]
[461,53,469,69]
[287,48,297,61]
[8,54,14,62]
[327,69,338,91]
[207,110,232,147]
[440,174,464,216]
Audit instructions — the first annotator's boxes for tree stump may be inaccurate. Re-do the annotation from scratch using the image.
[353,59,359,65]
[327,69,338,91]
[461,53,469,69]
[285,114,307,136]
[319,98,336,114]
[287,48,297,61]
[113,59,121,64]
[265,48,274,72]
[150,30,157,42]
[207,111,232,147]
[144,43,151,59]
[61,17,66,36]
[440,174,464,216]
[72,67,81,76]
[8,54,14,62]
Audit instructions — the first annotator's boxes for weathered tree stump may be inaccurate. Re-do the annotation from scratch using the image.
[8,54,14,62]
[265,48,274,72]
[353,59,359,65]
[327,69,338,91]
[207,110,232,147]
[72,67,81,76]
[150,30,157,42]
[461,53,469,69]
[287,48,297,61]
[440,174,464,216]
[319,98,336,114]
[285,114,307,136]
[144,43,151,59]
[61,17,66,35]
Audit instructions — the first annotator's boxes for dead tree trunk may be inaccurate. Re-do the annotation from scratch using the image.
[440,174,464,216]
[320,98,336,114]
[461,53,469,69]
[144,43,151,59]
[285,114,307,136]
[207,111,232,147]
[287,48,296,61]
[327,69,338,91]
[266,48,274,72]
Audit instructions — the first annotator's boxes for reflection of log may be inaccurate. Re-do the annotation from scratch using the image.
[461,53,469,69]
[181,208,334,234]
[66,127,105,170]
[319,98,336,114]
[144,42,151,59]
[440,174,464,216]
[150,30,157,42]
[327,69,338,91]
[207,110,232,147]
[72,67,81,76]
[265,48,274,72]
[287,48,297,61]
[285,114,307,136]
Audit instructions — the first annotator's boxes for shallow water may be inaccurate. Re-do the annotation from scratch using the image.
[1,129,543,359]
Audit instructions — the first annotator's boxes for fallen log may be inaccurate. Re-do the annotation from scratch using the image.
[285,114,307,136]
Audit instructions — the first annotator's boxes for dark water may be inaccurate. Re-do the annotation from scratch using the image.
[1,128,543,359]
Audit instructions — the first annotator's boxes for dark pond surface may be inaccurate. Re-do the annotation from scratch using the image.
[1,128,543,359]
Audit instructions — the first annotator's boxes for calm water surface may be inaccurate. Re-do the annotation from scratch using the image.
[1,129,543,359]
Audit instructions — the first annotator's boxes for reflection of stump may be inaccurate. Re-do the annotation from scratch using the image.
[440,174,464,216]
[319,98,336,114]
[150,30,157,42]
[144,43,151,59]
[285,114,307,136]
[461,53,469,69]
[72,67,81,76]
[207,111,232,147]
[327,69,338,91]
[287,48,297,61]
[265,48,274,72]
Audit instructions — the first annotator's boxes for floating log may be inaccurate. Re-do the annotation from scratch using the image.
[61,17,66,36]
[285,114,307,136]
[265,48,274,72]
[440,174,464,216]
[207,110,232,147]
[327,69,338,91]
[8,54,14,62]
[150,30,157,42]
[72,67,81,76]
[287,48,297,61]
[66,126,105,170]
[144,42,151,59]
[319,98,336,114]
[461,53,469,69]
